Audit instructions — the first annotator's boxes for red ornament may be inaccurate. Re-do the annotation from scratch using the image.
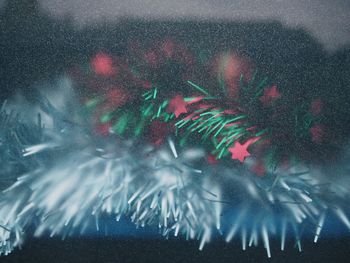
[229,141,250,162]
[260,85,281,106]
[251,161,266,176]
[207,154,218,165]
[147,120,171,146]
[228,137,260,163]
[91,53,116,77]
[213,52,253,99]
[96,122,111,136]
[310,124,325,143]
[167,95,188,118]
[106,88,129,108]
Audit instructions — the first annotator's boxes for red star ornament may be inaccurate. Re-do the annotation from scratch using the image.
[229,141,250,162]
[168,95,188,118]
[228,137,260,163]
[260,85,281,106]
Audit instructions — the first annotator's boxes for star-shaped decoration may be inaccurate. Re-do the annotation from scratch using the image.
[228,137,260,163]
[167,95,188,118]
[260,85,281,106]
[228,141,251,163]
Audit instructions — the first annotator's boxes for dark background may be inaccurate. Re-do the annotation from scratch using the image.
[1,0,350,134]
[1,0,350,262]
[0,238,350,263]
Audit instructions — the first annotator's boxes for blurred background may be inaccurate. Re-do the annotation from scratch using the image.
[1,0,350,98]
[1,0,350,262]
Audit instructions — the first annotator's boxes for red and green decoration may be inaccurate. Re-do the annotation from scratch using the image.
[73,39,200,143]
[72,40,332,176]
[139,73,329,173]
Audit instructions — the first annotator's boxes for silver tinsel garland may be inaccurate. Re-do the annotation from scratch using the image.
[0,91,349,257]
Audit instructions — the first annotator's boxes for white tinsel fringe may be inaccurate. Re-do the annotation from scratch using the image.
[1,133,350,257]
[0,137,222,255]
[1,79,350,257]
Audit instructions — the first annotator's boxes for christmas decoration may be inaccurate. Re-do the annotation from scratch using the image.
[0,38,349,259]
[0,98,349,258]
[91,52,117,77]
[259,85,281,106]
[228,138,259,163]
[167,95,188,118]
[212,52,253,98]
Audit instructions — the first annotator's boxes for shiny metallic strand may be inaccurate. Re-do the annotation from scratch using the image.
[0,95,350,257]
[0,137,222,255]
[1,132,349,257]
[0,102,43,190]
